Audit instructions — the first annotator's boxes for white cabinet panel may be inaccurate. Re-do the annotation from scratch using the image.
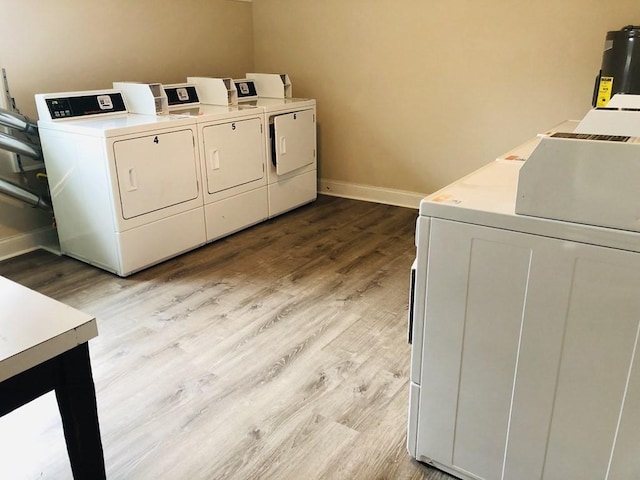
[453,238,531,479]
[608,328,640,480]
[202,117,265,194]
[273,109,315,176]
[113,129,199,219]
[415,218,640,480]
[542,258,640,480]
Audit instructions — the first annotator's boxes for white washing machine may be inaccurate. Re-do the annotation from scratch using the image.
[164,78,268,242]
[235,75,317,218]
[408,127,640,479]
[35,89,206,276]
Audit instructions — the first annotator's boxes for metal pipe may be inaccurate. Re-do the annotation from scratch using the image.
[0,177,51,210]
[0,107,38,135]
[0,131,42,160]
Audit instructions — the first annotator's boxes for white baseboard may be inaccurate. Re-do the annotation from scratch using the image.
[0,226,60,262]
[319,178,425,209]
[0,184,423,263]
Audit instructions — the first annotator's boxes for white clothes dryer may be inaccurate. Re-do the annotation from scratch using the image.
[35,89,206,276]
[164,81,268,242]
[235,77,317,218]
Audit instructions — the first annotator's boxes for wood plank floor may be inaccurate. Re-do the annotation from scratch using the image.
[0,195,455,480]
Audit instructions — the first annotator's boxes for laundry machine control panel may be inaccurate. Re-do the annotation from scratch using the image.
[36,91,127,120]
[164,85,200,108]
[234,79,259,101]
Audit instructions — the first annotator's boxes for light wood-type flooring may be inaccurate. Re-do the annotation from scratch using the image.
[0,195,454,480]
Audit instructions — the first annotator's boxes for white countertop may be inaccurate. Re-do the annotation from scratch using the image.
[0,277,97,382]
[420,159,640,254]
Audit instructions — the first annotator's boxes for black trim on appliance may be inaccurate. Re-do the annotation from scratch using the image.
[46,94,126,119]
[165,86,199,106]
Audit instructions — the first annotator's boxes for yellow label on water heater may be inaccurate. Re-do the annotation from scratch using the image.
[596,76,614,107]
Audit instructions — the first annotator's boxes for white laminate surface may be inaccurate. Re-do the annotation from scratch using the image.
[0,277,97,382]
[420,160,640,253]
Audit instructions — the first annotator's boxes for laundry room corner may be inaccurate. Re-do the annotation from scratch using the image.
[250,0,640,204]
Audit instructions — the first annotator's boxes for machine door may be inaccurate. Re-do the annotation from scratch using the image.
[272,108,315,176]
[113,129,199,219]
[202,117,265,194]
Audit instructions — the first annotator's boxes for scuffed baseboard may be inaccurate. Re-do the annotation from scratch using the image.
[319,178,425,209]
[0,226,60,262]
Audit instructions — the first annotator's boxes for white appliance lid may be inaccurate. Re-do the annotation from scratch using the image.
[420,160,640,253]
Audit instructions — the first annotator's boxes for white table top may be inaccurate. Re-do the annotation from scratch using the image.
[0,277,97,382]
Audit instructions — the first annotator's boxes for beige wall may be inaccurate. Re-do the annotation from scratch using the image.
[1,0,254,119]
[0,0,253,254]
[2,1,640,258]
[252,0,640,195]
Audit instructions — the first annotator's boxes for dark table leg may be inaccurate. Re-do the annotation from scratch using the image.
[55,343,106,480]
[0,343,106,480]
